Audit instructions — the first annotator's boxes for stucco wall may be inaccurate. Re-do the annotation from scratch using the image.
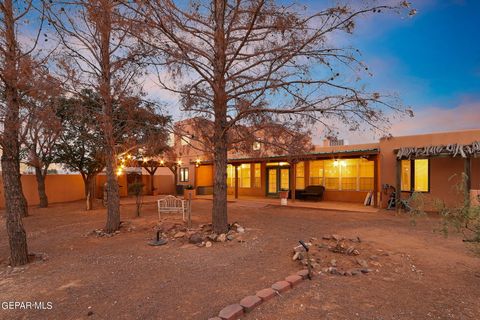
[379,130,480,209]
[0,174,85,209]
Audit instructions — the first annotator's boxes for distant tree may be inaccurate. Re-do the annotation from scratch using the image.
[55,91,106,211]
[126,0,415,233]
[56,90,170,211]
[47,0,149,232]
[21,66,63,208]
[0,0,48,266]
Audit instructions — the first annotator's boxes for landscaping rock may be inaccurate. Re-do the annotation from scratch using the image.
[188,233,203,244]
[217,233,227,242]
[329,259,337,267]
[205,241,212,248]
[361,268,373,274]
[356,258,369,268]
[226,234,235,241]
[285,275,303,287]
[322,235,331,240]
[292,252,303,261]
[256,288,276,302]
[271,280,291,293]
[331,234,342,241]
[207,233,218,241]
[218,304,244,320]
[173,231,185,238]
[236,226,245,233]
[239,295,262,313]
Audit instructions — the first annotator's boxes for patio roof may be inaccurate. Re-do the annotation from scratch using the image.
[197,148,379,165]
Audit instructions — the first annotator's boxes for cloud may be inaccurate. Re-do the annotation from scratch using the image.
[389,100,480,136]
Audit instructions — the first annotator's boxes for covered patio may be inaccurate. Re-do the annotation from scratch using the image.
[193,195,379,213]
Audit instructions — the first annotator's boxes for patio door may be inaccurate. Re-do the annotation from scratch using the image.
[267,168,278,195]
[266,167,290,197]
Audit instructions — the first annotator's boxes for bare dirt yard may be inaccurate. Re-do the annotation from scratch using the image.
[1,198,479,320]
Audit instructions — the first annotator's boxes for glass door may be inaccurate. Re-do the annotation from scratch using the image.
[266,167,290,197]
[267,168,278,195]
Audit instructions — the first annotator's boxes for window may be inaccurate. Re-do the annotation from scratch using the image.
[253,163,261,188]
[238,164,251,188]
[309,160,323,185]
[296,162,305,190]
[226,164,235,187]
[324,160,340,190]
[341,159,358,190]
[179,167,189,182]
[253,142,261,151]
[414,159,429,192]
[401,159,429,192]
[359,159,374,191]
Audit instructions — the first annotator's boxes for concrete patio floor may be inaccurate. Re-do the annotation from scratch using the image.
[127,194,379,213]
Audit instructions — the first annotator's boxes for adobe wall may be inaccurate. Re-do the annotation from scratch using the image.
[0,174,85,209]
[379,130,480,209]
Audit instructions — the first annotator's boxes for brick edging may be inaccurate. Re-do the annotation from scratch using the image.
[209,269,312,320]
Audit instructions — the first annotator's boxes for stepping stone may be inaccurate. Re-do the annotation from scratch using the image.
[285,275,303,287]
[256,288,276,302]
[239,295,262,312]
[218,304,243,320]
[271,280,291,293]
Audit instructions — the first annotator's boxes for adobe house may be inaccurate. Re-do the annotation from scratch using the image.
[171,128,480,210]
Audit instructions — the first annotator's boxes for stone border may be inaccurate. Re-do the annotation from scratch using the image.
[209,269,312,320]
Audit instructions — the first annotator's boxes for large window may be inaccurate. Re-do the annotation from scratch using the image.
[309,160,323,185]
[324,160,340,190]
[341,159,358,190]
[401,159,429,192]
[296,161,305,190]
[226,164,235,187]
[359,158,374,191]
[238,164,251,188]
[306,158,375,191]
[253,163,261,188]
[179,167,189,182]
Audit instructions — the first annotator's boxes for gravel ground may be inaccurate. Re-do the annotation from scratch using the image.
[0,199,479,320]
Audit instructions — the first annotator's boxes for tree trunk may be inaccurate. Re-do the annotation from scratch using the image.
[1,0,29,266]
[99,2,120,233]
[34,167,48,208]
[82,174,95,211]
[211,0,229,234]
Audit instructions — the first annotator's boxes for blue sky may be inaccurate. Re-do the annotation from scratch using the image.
[321,0,480,142]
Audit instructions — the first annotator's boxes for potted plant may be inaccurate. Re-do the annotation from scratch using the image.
[183,184,196,200]
[279,189,289,206]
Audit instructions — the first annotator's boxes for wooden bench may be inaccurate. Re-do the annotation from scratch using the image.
[157,195,186,221]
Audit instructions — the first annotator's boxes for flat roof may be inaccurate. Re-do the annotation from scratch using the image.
[197,148,379,165]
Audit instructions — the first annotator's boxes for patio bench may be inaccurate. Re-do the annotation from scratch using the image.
[157,195,186,221]
[295,185,325,201]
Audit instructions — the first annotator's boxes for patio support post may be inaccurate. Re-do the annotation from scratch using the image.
[373,155,379,207]
[395,158,402,213]
[464,157,471,206]
[234,164,239,199]
[292,162,296,202]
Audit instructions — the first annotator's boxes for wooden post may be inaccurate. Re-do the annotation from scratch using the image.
[373,155,379,207]
[188,192,192,228]
[395,158,402,213]
[234,164,239,199]
[464,157,471,206]
[291,162,296,202]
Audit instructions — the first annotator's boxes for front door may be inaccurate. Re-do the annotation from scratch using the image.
[266,167,290,197]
